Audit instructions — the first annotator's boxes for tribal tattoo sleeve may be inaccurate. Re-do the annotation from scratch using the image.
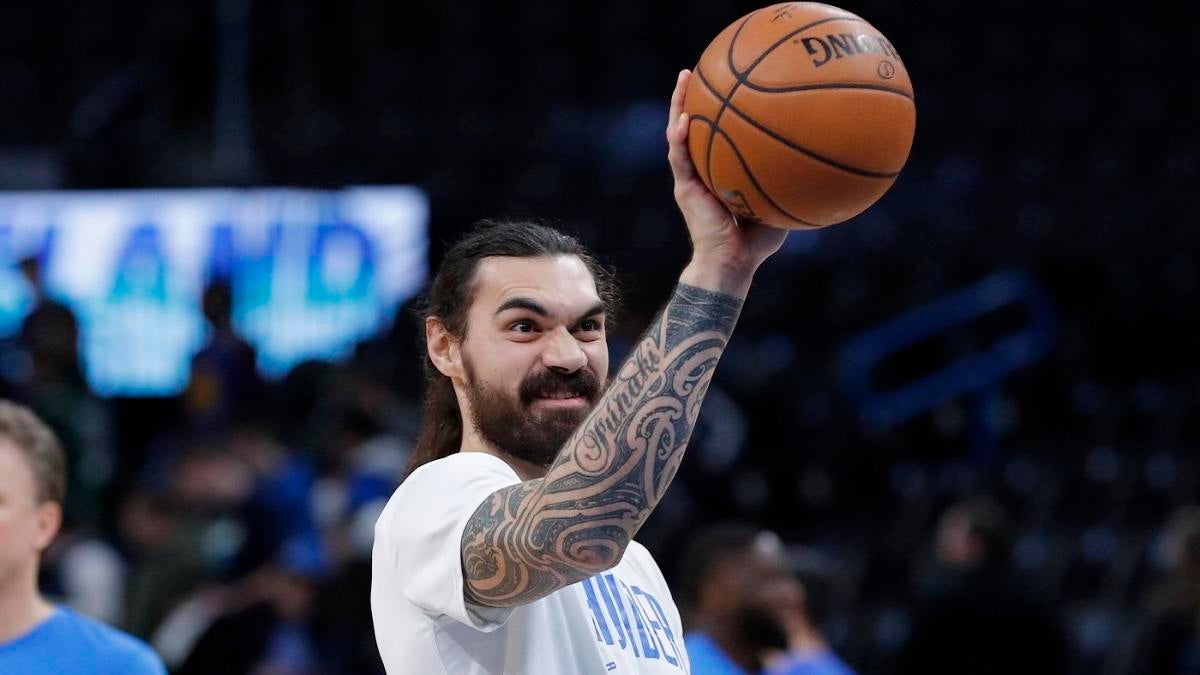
[461,282,743,607]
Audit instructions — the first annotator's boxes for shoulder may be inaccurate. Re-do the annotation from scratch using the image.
[374,453,520,547]
[683,632,733,671]
[406,451,517,485]
[57,608,166,675]
[622,541,666,581]
[620,543,681,608]
[385,452,518,510]
[626,540,652,557]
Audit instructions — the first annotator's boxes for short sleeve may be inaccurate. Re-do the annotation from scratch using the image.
[373,453,521,631]
[60,608,168,675]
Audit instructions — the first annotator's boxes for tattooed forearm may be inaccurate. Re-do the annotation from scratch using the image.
[462,282,743,606]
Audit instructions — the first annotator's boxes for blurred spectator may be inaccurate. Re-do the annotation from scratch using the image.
[184,280,265,437]
[170,533,329,675]
[895,496,1069,675]
[314,403,408,534]
[1116,506,1200,675]
[310,549,385,675]
[18,256,82,388]
[39,524,126,625]
[308,394,402,675]
[119,488,210,640]
[15,255,112,528]
[225,422,319,577]
[0,399,165,674]
[120,439,259,642]
[12,257,121,619]
[679,522,857,675]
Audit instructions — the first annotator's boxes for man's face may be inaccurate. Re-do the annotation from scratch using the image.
[0,440,59,587]
[937,513,980,569]
[720,536,805,652]
[457,255,609,466]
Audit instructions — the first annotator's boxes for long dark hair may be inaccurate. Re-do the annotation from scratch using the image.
[405,219,618,477]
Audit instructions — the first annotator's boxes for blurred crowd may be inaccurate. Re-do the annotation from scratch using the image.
[2,0,1197,673]
[5,266,417,673]
[5,248,1199,674]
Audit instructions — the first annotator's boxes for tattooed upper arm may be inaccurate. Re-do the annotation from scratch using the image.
[460,283,743,608]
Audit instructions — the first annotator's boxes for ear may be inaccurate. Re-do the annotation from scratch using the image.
[426,317,464,380]
[33,501,62,553]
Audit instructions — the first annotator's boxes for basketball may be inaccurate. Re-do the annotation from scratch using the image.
[684,2,916,229]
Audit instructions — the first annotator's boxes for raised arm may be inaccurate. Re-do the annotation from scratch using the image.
[461,70,788,607]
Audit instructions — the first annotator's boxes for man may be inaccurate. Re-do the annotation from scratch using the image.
[18,255,83,388]
[370,70,787,674]
[0,400,166,674]
[184,280,264,435]
[679,523,856,675]
[895,497,1068,675]
[17,254,111,528]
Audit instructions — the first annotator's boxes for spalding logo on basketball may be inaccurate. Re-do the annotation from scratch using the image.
[684,2,916,229]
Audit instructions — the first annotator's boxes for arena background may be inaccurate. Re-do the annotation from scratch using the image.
[1,0,1197,672]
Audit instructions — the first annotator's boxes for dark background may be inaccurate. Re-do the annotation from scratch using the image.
[2,0,1198,673]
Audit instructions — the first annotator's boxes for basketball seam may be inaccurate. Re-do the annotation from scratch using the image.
[735,15,869,78]
[736,80,913,101]
[695,67,900,179]
[690,113,822,228]
[703,9,762,195]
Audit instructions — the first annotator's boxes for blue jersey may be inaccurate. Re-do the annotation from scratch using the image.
[685,632,753,675]
[0,606,166,675]
[686,631,857,675]
[766,651,857,675]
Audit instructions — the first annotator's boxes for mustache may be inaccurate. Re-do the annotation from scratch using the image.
[519,367,601,405]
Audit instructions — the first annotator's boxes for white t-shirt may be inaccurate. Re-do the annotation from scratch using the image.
[371,452,691,675]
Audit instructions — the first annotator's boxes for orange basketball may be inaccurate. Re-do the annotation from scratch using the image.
[684,2,916,229]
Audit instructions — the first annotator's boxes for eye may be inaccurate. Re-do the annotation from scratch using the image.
[575,318,604,338]
[510,320,535,333]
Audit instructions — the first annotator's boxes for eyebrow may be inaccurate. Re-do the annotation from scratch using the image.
[494,297,606,325]
[494,297,549,317]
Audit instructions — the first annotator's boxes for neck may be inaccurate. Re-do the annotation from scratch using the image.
[0,562,54,644]
[694,618,760,673]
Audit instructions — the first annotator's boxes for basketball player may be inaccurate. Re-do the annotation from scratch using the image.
[0,400,166,674]
[371,70,787,674]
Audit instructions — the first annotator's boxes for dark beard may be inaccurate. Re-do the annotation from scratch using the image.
[737,605,790,656]
[463,358,601,467]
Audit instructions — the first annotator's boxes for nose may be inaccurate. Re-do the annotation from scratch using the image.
[541,326,587,374]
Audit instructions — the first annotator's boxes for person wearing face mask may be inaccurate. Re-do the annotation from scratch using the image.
[678,522,856,675]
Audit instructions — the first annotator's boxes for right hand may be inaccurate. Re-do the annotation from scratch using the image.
[667,69,787,294]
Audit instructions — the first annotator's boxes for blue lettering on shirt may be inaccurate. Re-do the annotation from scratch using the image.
[621,580,659,659]
[604,574,641,657]
[635,586,681,667]
[583,576,616,645]
[591,576,628,649]
[580,574,685,670]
